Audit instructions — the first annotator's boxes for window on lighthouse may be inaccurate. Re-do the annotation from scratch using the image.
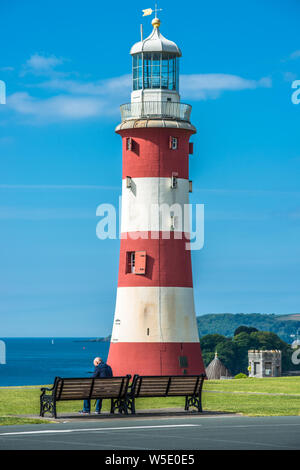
[169,136,178,150]
[132,53,178,91]
[129,252,135,273]
[126,251,147,275]
[126,137,133,151]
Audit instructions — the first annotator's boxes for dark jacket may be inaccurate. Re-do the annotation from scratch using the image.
[92,362,113,378]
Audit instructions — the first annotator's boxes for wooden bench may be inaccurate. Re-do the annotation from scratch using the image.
[126,374,206,414]
[40,375,131,418]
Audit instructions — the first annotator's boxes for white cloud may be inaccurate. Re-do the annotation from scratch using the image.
[283,71,298,83]
[289,50,300,60]
[0,66,14,72]
[6,73,133,122]
[0,184,118,190]
[181,74,272,99]
[195,188,300,197]
[22,53,65,77]
[0,206,94,220]
[7,72,132,122]
[7,92,113,121]
[38,73,270,101]
[35,74,131,97]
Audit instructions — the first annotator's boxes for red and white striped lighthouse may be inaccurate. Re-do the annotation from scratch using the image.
[107,16,205,376]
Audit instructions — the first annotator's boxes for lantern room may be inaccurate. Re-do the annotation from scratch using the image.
[130,17,182,104]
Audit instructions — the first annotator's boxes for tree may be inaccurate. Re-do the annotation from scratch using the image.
[200,334,229,352]
[214,341,237,375]
[233,332,252,349]
[197,313,300,344]
[234,325,258,336]
[201,351,215,368]
[233,332,253,373]
[250,331,282,350]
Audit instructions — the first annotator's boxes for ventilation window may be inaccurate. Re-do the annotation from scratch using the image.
[171,175,177,189]
[169,136,178,150]
[189,142,194,155]
[126,251,147,275]
[189,180,193,193]
[126,137,133,151]
[147,328,150,336]
[126,251,135,273]
[126,176,132,188]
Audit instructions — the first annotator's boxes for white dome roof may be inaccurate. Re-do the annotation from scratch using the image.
[130,23,182,57]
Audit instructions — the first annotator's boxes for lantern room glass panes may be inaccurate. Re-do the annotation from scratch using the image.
[133,54,143,90]
[132,53,179,91]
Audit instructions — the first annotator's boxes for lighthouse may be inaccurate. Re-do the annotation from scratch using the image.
[107,15,205,376]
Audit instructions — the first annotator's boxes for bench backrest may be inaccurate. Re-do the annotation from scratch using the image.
[131,374,206,398]
[53,376,131,401]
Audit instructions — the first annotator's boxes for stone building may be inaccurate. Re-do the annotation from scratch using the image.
[248,350,281,378]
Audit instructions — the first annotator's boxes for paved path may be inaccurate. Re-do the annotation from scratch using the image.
[0,413,300,450]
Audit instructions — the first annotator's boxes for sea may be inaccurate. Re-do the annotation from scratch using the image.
[0,338,110,387]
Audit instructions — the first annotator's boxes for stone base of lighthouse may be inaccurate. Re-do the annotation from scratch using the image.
[107,342,205,377]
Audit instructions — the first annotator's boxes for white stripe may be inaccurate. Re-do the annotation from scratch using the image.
[121,177,191,233]
[0,424,200,437]
[112,286,199,343]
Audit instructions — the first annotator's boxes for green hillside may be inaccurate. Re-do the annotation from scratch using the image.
[197,313,300,344]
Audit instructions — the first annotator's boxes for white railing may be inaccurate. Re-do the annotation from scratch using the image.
[120,101,192,122]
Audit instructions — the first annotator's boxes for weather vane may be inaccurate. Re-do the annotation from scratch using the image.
[142,3,163,18]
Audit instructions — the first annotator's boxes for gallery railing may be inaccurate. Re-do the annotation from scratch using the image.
[120,101,192,122]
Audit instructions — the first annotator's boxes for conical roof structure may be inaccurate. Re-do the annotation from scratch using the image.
[130,18,182,56]
[205,352,232,380]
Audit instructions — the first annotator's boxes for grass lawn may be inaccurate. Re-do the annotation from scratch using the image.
[0,417,51,426]
[0,377,300,425]
[204,377,300,395]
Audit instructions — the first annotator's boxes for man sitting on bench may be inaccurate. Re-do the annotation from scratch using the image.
[79,357,113,415]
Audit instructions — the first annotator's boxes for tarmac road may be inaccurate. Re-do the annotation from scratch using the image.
[0,414,300,450]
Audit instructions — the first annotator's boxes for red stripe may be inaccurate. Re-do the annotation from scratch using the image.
[118,128,194,179]
[107,342,205,376]
[118,232,193,287]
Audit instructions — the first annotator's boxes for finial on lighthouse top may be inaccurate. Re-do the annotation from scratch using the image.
[152,17,161,29]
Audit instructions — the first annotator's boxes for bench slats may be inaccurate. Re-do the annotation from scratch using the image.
[132,375,205,398]
[53,376,130,401]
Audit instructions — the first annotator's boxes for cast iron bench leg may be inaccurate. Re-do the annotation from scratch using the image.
[185,394,202,412]
[110,399,115,414]
[184,396,189,411]
[131,398,136,415]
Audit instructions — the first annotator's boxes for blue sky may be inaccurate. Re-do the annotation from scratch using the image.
[0,0,299,336]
